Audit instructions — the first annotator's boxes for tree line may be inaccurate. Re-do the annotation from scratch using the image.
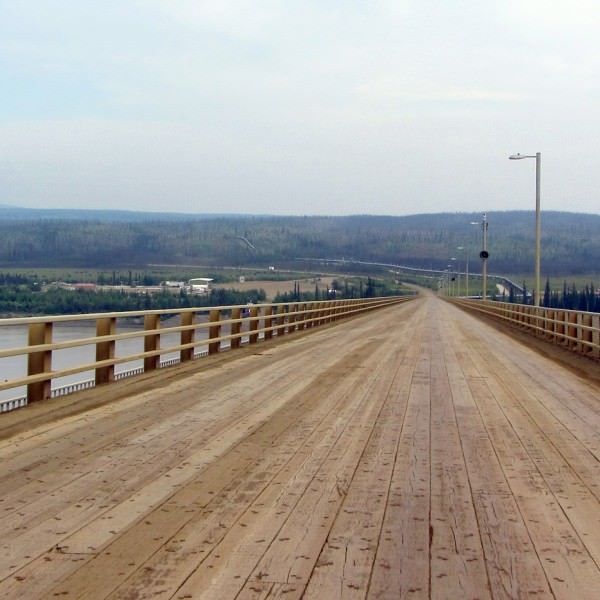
[0,286,267,316]
[0,271,403,316]
[273,277,392,303]
[502,280,600,312]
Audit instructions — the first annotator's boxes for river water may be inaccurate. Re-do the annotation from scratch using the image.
[0,321,208,402]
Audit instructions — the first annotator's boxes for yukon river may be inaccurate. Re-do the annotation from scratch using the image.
[0,321,207,403]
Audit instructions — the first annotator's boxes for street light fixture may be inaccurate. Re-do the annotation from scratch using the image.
[509,152,541,306]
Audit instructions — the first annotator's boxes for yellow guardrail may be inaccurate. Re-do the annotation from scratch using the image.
[0,295,416,408]
[449,298,600,358]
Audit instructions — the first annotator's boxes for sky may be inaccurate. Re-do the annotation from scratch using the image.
[1,1,599,216]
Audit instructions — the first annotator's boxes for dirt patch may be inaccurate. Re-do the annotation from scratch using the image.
[212,277,334,300]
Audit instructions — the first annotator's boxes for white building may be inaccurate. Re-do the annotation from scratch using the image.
[187,278,214,295]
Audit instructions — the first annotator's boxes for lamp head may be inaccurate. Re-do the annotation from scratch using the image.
[509,152,537,159]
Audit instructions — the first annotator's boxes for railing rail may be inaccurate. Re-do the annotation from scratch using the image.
[450,298,600,358]
[0,295,416,411]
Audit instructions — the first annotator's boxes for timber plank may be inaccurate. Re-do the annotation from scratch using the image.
[1,366,312,582]
[367,346,431,598]
[439,304,555,597]
[1,336,360,586]
[468,343,600,566]
[237,582,306,599]
[445,302,599,597]
[52,340,394,597]
[303,340,420,598]
[43,351,373,599]
[171,346,400,599]
[252,381,401,593]
[429,324,490,599]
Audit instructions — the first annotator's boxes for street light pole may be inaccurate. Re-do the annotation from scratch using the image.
[482,213,488,300]
[465,251,469,297]
[466,250,470,297]
[471,214,489,300]
[457,246,471,298]
[509,152,542,306]
[450,257,457,296]
[469,220,482,299]
[535,152,541,305]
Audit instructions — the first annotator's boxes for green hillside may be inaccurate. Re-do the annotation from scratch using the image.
[1,208,598,276]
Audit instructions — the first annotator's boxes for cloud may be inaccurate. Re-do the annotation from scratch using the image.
[1,2,599,215]
[355,78,529,104]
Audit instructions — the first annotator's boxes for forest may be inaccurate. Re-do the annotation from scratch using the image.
[1,208,600,276]
[0,272,398,316]
[0,284,268,316]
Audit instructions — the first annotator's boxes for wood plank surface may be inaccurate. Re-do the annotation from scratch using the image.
[1,293,600,599]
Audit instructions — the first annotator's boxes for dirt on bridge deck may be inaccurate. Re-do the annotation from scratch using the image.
[1,295,600,599]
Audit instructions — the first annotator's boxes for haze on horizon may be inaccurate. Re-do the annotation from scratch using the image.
[1,1,599,217]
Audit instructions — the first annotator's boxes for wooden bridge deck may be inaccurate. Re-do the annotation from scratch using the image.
[1,295,600,599]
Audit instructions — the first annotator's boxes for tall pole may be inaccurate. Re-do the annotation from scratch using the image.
[509,152,542,306]
[534,152,541,306]
[482,213,488,300]
[456,246,467,297]
[457,246,469,296]
[466,251,470,298]
[450,257,457,297]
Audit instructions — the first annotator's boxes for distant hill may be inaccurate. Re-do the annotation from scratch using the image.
[0,206,241,222]
[0,207,599,276]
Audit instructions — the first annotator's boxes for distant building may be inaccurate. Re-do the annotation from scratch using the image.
[187,278,214,295]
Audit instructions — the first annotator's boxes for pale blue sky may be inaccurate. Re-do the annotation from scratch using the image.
[1,1,599,215]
